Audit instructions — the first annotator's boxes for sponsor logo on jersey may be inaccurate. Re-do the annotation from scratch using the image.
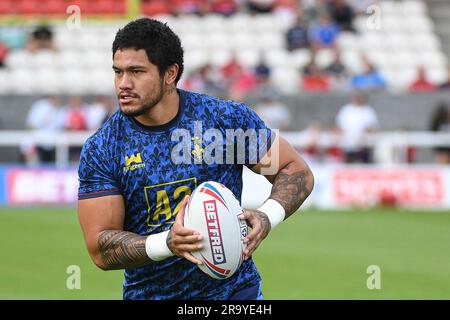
[124,153,146,172]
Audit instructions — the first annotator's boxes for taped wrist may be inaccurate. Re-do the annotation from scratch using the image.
[145,230,174,261]
[257,199,286,230]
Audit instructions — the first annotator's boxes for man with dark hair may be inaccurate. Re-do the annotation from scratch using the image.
[77,18,314,300]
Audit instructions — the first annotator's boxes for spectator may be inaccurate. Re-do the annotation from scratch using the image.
[26,25,56,53]
[409,66,436,92]
[228,67,257,102]
[308,13,340,49]
[328,0,355,32]
[302,57,331,92]
[285,16,310,51]
[87,96,116,130]
[300,122,322,163]
[336,91,379,163]
[429,102,450,164]
[63,96,88,131]
[62,96,88,162]
[247,0,275,14]
[254,90,291,130]
[211,0,238,16]
[25,96,64,163]
[325,48,350,91]
[350,57,386,91]
[254,58,271,85]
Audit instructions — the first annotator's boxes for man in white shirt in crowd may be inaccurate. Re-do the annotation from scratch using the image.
[335,91,379,163]
[25,95,64,163]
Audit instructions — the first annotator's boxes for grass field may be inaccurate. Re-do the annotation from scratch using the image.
[1,207,450,299]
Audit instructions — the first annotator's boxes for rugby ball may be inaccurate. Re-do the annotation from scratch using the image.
[184,181,247,280]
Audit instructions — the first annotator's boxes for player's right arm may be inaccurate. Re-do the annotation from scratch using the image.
[78,194,203,270]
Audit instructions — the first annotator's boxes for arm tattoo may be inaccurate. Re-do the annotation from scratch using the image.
[269,170,311,216]
[97,230,152,270]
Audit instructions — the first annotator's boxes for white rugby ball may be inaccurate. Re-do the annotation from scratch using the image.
[184,181,247,280]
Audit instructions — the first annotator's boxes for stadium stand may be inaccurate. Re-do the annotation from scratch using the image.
[0,0,449,165]
[0,0,447,95]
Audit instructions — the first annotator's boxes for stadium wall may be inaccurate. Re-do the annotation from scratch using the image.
[0,165,449,210]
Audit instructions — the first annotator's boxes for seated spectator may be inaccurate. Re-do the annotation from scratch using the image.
[211,0,238,16]
[429,102,450,164]
[409,66,436,92]
[254,90,291,130]
[328,0,355,32]
[25,96,64,163]
[254,59,271,85]
[228,67,257,102]
[26,25,56,53]
[302,58,331,92]
[335,91,379,163]
[325,48,350,91]
[285,16,310,51]
[247,0,275,14]
[302,66,331,92]
[351,57,386,91]
[308,13,340,49]
[0,41,8,67]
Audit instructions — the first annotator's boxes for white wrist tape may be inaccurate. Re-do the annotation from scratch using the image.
[145,230,174,261]
[257,199,286,230]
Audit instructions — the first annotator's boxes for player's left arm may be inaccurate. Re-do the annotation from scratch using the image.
[241,135,314,260]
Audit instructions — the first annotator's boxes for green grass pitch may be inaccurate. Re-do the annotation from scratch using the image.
[1,207,449,299]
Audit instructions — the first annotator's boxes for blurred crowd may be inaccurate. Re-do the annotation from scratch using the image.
[22,95,117,164]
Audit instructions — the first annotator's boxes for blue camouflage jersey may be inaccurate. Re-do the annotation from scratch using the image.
[78,89,273,300]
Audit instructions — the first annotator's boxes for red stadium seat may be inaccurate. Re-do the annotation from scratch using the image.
[16,0,41,14]
[141,0,171,16]
[89,0,125,14]
[70,0,95,14]
[42,0,68,14]
[0,0,15,14]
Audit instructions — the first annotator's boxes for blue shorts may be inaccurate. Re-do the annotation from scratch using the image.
[229,282,263,300]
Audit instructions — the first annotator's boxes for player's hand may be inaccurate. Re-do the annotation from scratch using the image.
[166,195,203,265]
[239,209,271,261]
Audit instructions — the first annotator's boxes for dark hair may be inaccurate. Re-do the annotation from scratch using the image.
[112,18,184,83]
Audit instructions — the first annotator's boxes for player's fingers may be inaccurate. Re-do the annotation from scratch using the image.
[176,242,204,252]
[175,195,190,224]
[174,224,202,237]
[182,252,203,265]
[173,234,203,244]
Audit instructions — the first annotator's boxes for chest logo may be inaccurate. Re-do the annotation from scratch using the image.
[124,153,146,172]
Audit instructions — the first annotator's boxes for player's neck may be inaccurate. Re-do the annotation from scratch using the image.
[135,88,179,127]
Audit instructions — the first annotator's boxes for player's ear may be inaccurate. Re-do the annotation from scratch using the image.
[164,64,179,86]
